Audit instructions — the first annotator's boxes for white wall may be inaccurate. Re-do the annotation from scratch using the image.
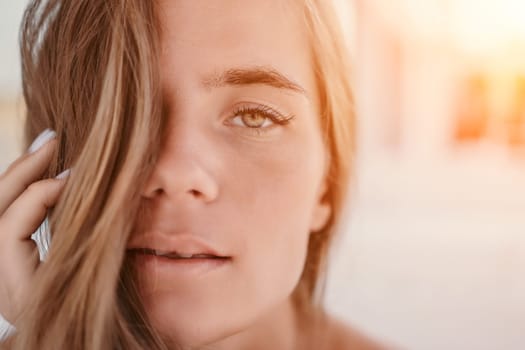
[0,0,27,97]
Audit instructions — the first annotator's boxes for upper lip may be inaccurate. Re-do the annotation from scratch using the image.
[127,233,229,258]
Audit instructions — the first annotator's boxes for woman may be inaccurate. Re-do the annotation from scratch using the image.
[0,0,381,349]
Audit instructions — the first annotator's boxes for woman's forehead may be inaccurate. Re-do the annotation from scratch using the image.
[156,0,303,39]
[156,0,316,100]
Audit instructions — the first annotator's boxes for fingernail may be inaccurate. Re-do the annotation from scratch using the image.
[55,168,71,179]
[28,129,57,154]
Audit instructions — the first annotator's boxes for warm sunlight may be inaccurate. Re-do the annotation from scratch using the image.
[452,0,525,57]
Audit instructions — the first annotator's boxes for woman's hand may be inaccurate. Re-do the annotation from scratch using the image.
[0,129,69,324]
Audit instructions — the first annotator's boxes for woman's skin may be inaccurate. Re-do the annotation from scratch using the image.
[0,1,376,349]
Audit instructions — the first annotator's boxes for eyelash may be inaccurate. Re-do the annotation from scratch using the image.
[227,105,295,135]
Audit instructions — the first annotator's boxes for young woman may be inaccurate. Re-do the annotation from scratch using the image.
[0,0,382,349]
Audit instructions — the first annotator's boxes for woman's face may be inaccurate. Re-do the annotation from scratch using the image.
[129,0,331,346]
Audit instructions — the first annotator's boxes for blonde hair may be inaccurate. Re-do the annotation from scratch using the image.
[295,0,355,306]
[4,0,354,349]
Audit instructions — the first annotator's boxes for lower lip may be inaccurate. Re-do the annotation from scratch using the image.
[130,252,231,276]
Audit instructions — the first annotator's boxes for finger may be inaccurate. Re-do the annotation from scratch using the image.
[0,177,67,241]
[0,137,57,215]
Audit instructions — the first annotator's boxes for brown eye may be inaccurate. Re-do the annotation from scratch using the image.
[227,105,295,134]
[240,112,268,128]
[231,111,273,128]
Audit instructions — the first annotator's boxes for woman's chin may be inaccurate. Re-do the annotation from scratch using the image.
[148,306,250,348]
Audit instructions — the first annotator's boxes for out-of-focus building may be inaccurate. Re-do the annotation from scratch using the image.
[325,1,525,350]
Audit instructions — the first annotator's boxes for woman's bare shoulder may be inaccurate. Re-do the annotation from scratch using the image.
[297,308,390,350]
[322,315,386,350]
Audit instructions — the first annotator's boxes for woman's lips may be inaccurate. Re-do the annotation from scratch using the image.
[127,233,232,278]
[128,248,232,277]
[128,248,229,259]
[127,232,229,258]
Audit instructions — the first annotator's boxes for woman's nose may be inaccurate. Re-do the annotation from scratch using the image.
[141,129,220,204]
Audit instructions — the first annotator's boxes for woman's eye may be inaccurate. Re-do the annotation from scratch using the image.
[225,105,295,136]
[231,111,274,128]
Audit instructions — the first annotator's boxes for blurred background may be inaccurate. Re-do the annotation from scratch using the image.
[1,0,524,349]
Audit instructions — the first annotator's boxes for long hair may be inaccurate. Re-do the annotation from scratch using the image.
[294,0,355,306]
[3,0,354,349]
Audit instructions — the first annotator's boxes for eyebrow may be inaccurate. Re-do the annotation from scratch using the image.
[201,66,308,97]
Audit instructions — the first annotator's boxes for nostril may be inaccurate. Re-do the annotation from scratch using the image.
[189,189,202,197]
[152,188,164,197]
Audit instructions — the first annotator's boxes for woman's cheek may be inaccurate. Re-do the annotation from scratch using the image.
[228,125,325,228]
[233,143,320,272]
